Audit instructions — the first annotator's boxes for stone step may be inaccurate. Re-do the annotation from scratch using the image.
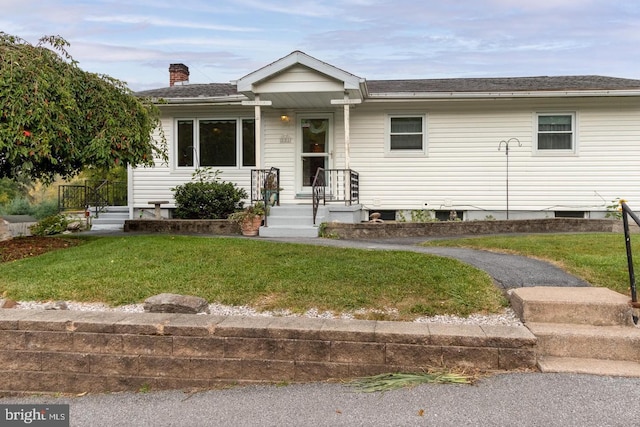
[259,225,319,238]
[266,216,316,227]
[509,286,635,326]
[538,356,640,377]
[527,322,640,362]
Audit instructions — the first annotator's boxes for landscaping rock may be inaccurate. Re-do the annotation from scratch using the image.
[0,298,17,308]
[143,293,210,314]
[44,301,69,310]
[0,218,12,242]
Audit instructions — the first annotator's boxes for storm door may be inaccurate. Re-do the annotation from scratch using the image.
[299,116,332,193]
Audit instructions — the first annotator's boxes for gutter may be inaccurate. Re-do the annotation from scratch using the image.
[368,90,640,99]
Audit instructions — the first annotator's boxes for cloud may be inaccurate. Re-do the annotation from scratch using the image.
[85,15,261,32]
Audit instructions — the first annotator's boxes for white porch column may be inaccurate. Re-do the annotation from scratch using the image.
[331,96,361,170]
[242,96,272,169]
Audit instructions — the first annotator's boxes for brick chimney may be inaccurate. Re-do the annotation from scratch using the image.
[169,63,189,87]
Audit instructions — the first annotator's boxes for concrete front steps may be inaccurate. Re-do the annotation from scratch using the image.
[259,204,325,238]
[510,286,640,377]
[90,206,128,231]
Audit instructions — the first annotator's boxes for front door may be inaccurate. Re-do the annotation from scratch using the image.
[299,116,332,193]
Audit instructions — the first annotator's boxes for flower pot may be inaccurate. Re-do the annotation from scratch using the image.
[240,216,263,236]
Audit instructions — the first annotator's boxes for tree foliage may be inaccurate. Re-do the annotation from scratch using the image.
[0,33,166,183]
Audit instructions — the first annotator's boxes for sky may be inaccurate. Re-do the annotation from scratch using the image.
[3,0,640,91]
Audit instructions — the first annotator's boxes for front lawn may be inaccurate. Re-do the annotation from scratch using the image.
[0,235,506,320]
[424,233,636,294]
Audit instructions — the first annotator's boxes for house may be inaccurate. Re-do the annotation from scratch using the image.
[132,51,640,236]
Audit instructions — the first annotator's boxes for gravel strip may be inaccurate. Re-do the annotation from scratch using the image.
[11,301,523,326]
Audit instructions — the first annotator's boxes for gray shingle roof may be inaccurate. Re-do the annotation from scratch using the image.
[136,83,238,98]
[136,75,640,100]
[366,75,640,94]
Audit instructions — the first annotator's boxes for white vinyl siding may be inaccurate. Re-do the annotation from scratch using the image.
[348,98,640,213]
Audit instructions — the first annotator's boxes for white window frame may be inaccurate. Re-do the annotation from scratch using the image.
[173,117,256,169]
[385,114,427,156]
[534,112,577,155]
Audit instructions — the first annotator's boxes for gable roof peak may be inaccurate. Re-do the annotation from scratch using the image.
[235,50,363,93]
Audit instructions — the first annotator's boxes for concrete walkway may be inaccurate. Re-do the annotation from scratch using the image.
[263,236,592,289]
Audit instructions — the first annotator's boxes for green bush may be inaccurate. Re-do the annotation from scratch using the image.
[0,197,32,216]
[31,199,59,220]
[30,214,69,236]
[172,168,247,219]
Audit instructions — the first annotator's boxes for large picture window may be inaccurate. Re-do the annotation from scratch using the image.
[176,118,255,168]
[387,115,426,154]
[536,113,575,152]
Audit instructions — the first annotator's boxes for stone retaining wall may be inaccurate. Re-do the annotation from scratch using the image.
[323,218,623,240]
[0,309,536,394]
[124,219,239,235]
[124,218,625,239]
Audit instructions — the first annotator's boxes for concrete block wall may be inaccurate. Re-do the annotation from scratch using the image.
[0,309,537,394]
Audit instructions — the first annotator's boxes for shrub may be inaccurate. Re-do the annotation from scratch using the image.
[0,197,32,216]
[30,214,69,236]
[31,199,59,220]
[172,168,247,219]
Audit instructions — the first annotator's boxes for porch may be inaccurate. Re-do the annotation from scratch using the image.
[251,167,364,237]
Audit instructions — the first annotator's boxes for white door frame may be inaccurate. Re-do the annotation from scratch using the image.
[296,113,334,195]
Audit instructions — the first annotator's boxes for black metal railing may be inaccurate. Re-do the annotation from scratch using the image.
[58,180,127,216]
[58,185,86,211]
[250,167,280,227]
[620,202,640,321]
[312,168,360,224]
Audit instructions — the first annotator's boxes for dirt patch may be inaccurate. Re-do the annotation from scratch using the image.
[0,236,81,263]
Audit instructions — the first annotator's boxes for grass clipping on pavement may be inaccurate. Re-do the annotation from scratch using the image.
[347,371,473,392]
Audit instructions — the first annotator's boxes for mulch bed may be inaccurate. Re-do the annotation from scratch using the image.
[0,236,81,263]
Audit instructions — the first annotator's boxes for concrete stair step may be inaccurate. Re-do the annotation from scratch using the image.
[260,204,324,237]
[510,286,635,326]
[538,356,640,377]
[266,216,316,227]
[527,322,640,362]
[259,225,319,238]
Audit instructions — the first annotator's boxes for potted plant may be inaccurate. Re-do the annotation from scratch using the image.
[229,202,266,236]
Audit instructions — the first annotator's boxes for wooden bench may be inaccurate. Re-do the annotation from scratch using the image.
[147,201,169,219]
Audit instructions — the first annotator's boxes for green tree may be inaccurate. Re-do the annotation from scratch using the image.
[0,33,166,184]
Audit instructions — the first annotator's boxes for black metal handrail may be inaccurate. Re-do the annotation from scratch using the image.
[250,167,280,227]
[311,168,360,224]
[621,202,640,313]
[312,168,326,225]
[58,180,127,215]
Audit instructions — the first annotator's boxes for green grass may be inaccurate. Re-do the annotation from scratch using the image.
[0,235,506,320]
[424,233,637,294]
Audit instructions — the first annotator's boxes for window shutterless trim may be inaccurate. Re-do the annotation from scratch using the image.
[534,112,577,156]
[174,116,256,169]
[385,113,427,156]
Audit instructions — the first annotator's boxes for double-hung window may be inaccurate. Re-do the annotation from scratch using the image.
[536,113,576,153]
[387,115,426,154]
[176,118,256,168]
